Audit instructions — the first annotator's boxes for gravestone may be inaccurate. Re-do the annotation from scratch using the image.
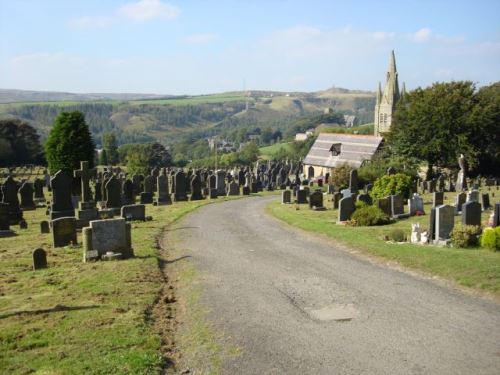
[390,195,404,217]
[338,196,355,222]
[242,186,250,195]
[74,161,96,208]
[174,171,188,201]
[209,188,218,199]
[208,174,216,189]
[455,192,466,213]
[333,192,342,209]
[432,192,444,207]
[33,178,45,201]
[32,248,47,270]
[0,202,15,237]
[481,193,490,210]
[155,174,172,205]
[493,203,500,227]
[327,185,335,194]
[296,189,308,204]
[216,170,226,196]
[428,207,436,242]
[122,179,135,205]
[40,220,50,234]
[19,182,36,210]
[82,218,133,261]
[461,201,482,227]
[105,176,122,213]
[52,217,77,247]
[408,193,424,215]
[435,205,455,244]
[377,197,391,217]
[349,169,358,193]
[121,204,146,221]
[341,188,352,198]
[50,171,75,220]
[467,190,479,203]
[143,176,154,193]
[227,181,240,196]
[1,176,23,224]
[309,191,324,209]
[357,194,372,206]
[190,175,204,201]
[140,192,153,204]
[282,190,291,204]
[19,219,27,229]
[94,180,102,202]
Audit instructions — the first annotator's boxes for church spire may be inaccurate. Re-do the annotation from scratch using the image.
[388,49,397,76]
[376,81,382,104]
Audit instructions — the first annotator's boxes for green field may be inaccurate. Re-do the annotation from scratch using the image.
[267,190,500,296]
[258,142,293,159]
[0,196,245,374]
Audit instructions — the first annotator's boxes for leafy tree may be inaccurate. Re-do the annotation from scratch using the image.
[102,132,119,165]
[388,81,499,176]
[99,149,108,165]
[371,173,413,200]
[149,142,172,167]
[45,111,95,173]
[0,118,44,165]
[126,149,150,176]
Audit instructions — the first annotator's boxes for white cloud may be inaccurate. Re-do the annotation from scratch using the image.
[118,0,180,22]
[69,16,114,30]
[68,0,180,30]
[372,31,395,41]
[183,33,218,44]
[414,28,432,42]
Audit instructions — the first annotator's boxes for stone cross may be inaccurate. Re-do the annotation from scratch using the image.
[74,161,96,203]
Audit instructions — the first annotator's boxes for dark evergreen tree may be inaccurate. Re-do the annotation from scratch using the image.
[45,111,95,173]
[0,118,44,165]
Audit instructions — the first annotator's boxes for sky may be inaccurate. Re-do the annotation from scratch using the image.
[0,0,499,95]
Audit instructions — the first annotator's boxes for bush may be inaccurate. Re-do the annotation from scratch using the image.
[330,164,352,190]
[481,227,500,251]
[450,225,482,248]
[388,229,406,242]
[351,203,391,226]
[371,173,413,200]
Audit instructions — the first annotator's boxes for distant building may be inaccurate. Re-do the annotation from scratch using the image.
[303,133,383,177]
[295,128,315,142]
[343,115,356,127]
[374,50,406,136]
[207,137,236,153]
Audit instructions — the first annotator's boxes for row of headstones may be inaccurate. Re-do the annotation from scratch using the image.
[416,176,499,194]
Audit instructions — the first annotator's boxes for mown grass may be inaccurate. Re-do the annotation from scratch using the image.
[267,190,500,296]
[0,196,244,374]
[258,142,292,159]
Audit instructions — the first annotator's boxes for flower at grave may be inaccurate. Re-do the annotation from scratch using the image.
[415,210,425,216]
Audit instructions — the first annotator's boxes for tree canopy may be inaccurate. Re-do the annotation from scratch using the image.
[387,81,500,176]
[45,111,95,173]
[0,118,44,166]
[102,132,119,165]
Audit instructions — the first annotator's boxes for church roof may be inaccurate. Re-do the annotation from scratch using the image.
[304,133,383,168]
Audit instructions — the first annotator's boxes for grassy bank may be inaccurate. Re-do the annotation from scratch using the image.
[267,190,500,296]
[0,197,241,374]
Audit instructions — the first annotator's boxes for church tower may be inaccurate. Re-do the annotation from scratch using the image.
[374,50,401,136]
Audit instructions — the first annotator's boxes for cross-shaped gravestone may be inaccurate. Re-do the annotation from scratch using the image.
[74,161,96,203]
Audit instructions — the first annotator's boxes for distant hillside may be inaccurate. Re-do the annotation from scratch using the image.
[0,88,376,146]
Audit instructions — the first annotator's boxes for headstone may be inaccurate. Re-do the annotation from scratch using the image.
[349,169,358,193]
[40,220,50,234]
[143,175,154,193]
[467,190,479,203]
[155,174,172,205]
[493,203,500,228]
[33,178,45,200]
[122,179,135,205]
[333,192,342,209]
[121,204,146,221]
[19,219,28,229]
[390,195,404,217]
[50,171,75,220]
[74,161,96,208]
[327,185,335,194]
[105,176,122,212]
[174,171,188,201]
[481,193,490,210]
[357,194,372,206]
[455,192,466,213]
[461,201,482,227]
[19,182,36,210]
[282,190,291,204]
[82,218,133,261]
[216,170,226,196]
[52,217,77,247]
[32,248,47,270]
[227,181,240,196]
[309,190,324,209]
[435,205,455,243]
[338,196,355,222]
[140,192,153,204]
[428,207,436,242]
[377,197,391,217]
[1,176,23,224]
[432,192,444,207]
[0,202,15,237]
[408,193,424,215]
[242,186,250,195]
[341,188,352,198]
[209,188,218,199]
[190,175,204,201]
[296,189,308,204]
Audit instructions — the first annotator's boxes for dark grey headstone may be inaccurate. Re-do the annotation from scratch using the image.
[481,193,490,210]
[190,175,204,201]
[174,171,188,201]
[1,176,23,224]
[105,176,122,210]
[140,192,153,204]
[333,192,342,209]
[52,217,77,247]
[33,248,47,270]
[121,204,146,221]
[432,192,444,207]
[40,220,50,234]
[309,191,324,209]
[282,190,291,204]
[349,169,358,193]
[435,205,455,242]
[461,201,482,227]
[50,171,74,220]
[357,194,372,206]
[338,196,355,221]
[296,190,308,204]
[377,197,391,217]
[390,195,404,217]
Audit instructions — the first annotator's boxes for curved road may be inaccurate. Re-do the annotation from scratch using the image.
[173,196,500,375]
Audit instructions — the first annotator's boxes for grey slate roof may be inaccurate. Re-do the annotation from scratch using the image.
[303,133,383,168]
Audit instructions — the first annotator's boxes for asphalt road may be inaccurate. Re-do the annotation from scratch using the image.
[173,195,500,375]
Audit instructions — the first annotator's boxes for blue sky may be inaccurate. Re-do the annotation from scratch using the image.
[0,0,499,94]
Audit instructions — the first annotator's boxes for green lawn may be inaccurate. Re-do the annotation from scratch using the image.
[267,190,500,296]
[259,142,292,160]
[0,196,243,374]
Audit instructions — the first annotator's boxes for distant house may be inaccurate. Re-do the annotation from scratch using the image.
[343,115,356,127]
[303,133,383,178]
[207,137,236,153]
[295,128,315,142]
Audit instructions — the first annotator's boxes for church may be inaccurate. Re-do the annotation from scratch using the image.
[303,51,404,178]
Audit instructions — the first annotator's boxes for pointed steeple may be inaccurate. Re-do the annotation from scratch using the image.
[400,82,407,100]
[388,50,397,76]
[376,82,382,104]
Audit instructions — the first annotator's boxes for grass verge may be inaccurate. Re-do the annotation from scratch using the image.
[267,191,500,296]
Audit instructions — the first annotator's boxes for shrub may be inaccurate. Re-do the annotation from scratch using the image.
[371,173,413,200]
[450,225,482,248]
[388,229,406,242]
[351,204,391,226]
[481,227,500,251]
[330,164,353,190]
